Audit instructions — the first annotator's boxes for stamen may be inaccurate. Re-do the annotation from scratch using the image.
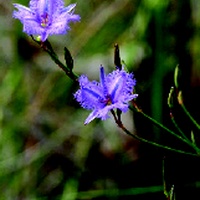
[41,13,48,27]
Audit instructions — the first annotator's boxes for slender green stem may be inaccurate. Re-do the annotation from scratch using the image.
[180,103,200,131]
[162,157,168,198]
[123,124,197,156]
[111,110,199,157]
[177,91,200,130]
[168,87,199,150]
[31,35,79,81]
[169,111,199,151]
[129,102,200,153]
[167,87,190,141]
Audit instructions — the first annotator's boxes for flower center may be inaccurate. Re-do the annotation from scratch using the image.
[106,100,112,105]
[41,13,49,27]
[102,95,113,106]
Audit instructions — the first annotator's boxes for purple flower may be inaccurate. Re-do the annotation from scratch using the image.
[74,66,138,125]
[13,0,80,42]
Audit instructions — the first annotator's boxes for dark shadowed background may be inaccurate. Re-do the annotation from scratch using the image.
[1,0,200,199]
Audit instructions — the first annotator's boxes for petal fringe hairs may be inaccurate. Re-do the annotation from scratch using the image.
[13,0,80,42]
[74,66,138,125]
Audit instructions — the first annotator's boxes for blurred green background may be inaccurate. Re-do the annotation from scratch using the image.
[1,0,200,199]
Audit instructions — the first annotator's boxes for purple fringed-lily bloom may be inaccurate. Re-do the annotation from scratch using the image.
[13,0,80,42]
[74,66,138,125]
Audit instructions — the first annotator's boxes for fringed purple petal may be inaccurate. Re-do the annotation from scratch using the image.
[13,0,80,41]
[74,67,138,124]
[107,69,137,103]
[13,4,34,21]
[74,75,105,110]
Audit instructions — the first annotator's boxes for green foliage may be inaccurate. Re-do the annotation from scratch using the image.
[1,0,200,199]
